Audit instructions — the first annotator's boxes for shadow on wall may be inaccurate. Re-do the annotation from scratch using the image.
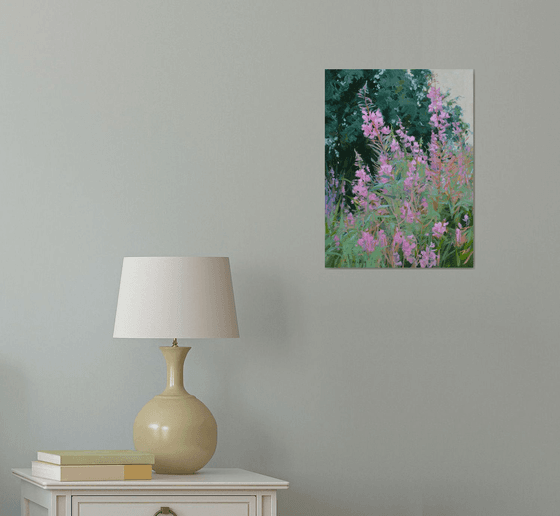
[0,359,32,516]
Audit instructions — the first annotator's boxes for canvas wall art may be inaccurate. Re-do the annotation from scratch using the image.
[325,69,474,268]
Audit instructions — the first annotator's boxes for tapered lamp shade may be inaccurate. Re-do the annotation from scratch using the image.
[113,257,239,339]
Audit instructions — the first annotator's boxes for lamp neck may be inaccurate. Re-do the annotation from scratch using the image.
[160,345,191,395]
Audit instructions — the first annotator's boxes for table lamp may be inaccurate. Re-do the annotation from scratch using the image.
[113,257,239,474]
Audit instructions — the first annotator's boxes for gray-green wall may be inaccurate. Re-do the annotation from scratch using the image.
[1,1,559,515]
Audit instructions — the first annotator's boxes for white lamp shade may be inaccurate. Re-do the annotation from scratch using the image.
[113,257,239,339]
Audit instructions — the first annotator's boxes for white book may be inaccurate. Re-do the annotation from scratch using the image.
[37,450,155,465]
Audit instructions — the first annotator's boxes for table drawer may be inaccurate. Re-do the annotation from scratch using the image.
[72,495,256,516]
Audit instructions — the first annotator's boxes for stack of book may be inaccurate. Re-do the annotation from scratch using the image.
[31,450,155,481]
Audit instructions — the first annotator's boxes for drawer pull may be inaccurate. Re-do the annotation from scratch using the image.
[154,508,177,516]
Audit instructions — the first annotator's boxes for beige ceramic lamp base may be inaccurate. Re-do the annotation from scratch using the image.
[133,346,217,474]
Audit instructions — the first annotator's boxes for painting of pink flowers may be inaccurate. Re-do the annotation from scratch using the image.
[325,69,473,268]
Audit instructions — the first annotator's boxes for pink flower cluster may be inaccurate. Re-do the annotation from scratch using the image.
[396,123,421,157]
[357,229,387,254]
[352,167,381,211]
[427,87,450,134]
[361,108,391,140]
[391,228,417,265]
[455,217,470,246]
[400,201,420,224]
[427,85,452,166]
[377,154,394,184]
[432,221,448,238]
[419,243,438,268]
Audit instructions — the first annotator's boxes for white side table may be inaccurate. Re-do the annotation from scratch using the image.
[12,467,289,516]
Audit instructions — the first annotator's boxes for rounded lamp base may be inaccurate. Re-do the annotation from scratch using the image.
[133,346,217,475]
[133,392,217,474]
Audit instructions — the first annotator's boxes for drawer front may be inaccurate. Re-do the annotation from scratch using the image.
[72,495,256,516]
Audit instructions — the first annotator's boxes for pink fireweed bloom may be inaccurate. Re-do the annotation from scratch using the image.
[457,151,469,185]
[427,84,450,145]
[369,109,384,127]
[377,229,388,248]
[404,172,419,191]
[396,125,416,148]
[357,229,388,254]
[368,192,381,206]
[395,120,427,162]
[352,181,368,198]
[453,122,462,138]
[390,139,400,153]
[400,201,420,224]
[402,235,417,264]
[404,159,420,190]
[419,243,438,268]
[427,86,443,112]
[355,168,371,183]
[430,113,439,127]
[455,224,467,246]
[361,108,387,140]
[352,167,379,210]
[392,227,404,247]
[357,232,376,253]
[428,132,439,156]
[432,221,449,239]
[378,154,394,184]
[334,235,340,248]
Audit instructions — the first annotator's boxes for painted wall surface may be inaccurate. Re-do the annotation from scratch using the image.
[1,1,559,515]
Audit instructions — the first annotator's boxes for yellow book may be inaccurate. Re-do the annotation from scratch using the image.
[31,461,152,481]
[37,450,155,466]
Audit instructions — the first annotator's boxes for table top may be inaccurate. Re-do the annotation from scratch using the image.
[12,467,289,491]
